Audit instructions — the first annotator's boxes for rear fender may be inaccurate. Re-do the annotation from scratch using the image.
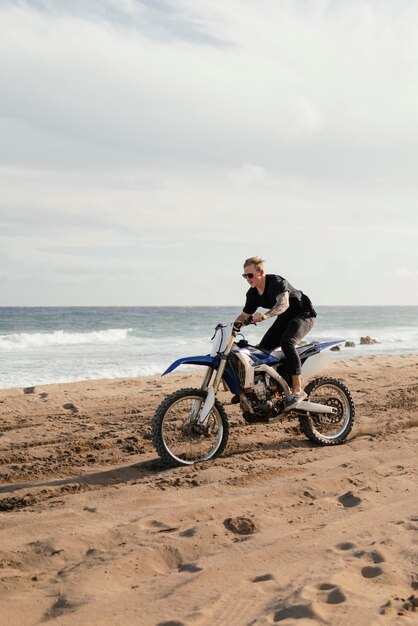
[315,340,345,351]
[300,340,345,377]
[162,355,240,395]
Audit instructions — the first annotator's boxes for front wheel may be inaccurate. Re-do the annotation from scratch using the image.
[152,388,230,467]
[299,377,355,445]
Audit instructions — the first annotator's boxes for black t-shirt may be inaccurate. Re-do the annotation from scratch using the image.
[243,274,316,320]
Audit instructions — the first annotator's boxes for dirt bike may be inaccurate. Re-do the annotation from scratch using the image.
[152,319,355,467]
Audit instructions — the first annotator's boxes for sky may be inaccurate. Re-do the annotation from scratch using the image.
[1,0,417,306]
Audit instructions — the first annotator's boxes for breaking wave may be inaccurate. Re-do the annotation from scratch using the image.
[0,328,133,351]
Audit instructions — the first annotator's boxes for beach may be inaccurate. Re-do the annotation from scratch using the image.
[0,354,417,625]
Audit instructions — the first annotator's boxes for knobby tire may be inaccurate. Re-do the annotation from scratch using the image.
[152,388,230,468]
[299,377,355,446]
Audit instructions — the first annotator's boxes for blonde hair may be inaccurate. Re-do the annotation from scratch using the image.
[244,256,265,271]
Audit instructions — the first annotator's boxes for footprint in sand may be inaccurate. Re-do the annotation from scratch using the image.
[316,583,347,604]
[224,516,258,535]
[353,548,386,565]
[326,588,347,604]
[380,595,418,615]
[338,491,362,508]
[273,604,319,622]
[179,527,197,538]
[370,550,385,564]
[336,541,356,551]
[407,515,418,531]
[317,583,336,590]
[178,563,203,573]
[140,519,178,533]
[335,542,386,580]
[42,595,80,621]
[252,574,275,583]
[63,403,79,413]
[29,540,64,557]
[86,548,99,557]
[361,566,384,578]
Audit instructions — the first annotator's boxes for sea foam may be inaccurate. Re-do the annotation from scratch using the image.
[0,328,132,351]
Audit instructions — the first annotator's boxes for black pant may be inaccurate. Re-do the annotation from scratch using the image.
[258,315,315,376]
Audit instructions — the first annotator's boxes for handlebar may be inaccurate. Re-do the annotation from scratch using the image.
[233,316,255,332]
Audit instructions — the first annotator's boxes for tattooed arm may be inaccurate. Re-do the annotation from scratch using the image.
[253,291,289,323]
[265,291,289,318]
[234,311,252,326]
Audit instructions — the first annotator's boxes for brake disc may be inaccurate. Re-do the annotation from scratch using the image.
[313,397,344,424]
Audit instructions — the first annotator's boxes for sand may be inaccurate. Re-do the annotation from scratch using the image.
[0,354,417,625]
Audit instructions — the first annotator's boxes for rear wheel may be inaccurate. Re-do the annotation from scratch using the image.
[152,388,229,467]
[299,377,355,445]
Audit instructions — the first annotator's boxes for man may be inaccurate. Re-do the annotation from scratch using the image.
[234,256,316,409]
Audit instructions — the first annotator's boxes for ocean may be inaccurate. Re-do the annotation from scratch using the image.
[0,306,417,390]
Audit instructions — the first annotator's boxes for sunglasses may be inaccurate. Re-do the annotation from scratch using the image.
[242,272,255,279]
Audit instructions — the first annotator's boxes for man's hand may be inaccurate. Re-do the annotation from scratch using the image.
[233,312,252,331]
[252,312,266,323]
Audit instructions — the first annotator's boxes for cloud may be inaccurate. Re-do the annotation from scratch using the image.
[226,164,267,185]
[396,268,418,277]
[1,0,229,46]
[2,0,418,179]
[1,1,418,304]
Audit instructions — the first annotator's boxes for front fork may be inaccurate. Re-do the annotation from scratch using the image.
[198,356,229,426]
[191,340,233,427]
[188,366,213,421]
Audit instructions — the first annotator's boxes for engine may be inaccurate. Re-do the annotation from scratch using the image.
[246,372,284,419]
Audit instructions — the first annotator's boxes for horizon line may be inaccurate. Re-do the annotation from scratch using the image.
[1,304,418,309]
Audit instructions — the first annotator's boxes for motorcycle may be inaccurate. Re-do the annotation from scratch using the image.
[151,319,355,467]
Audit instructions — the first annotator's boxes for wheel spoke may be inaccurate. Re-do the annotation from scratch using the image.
[300,377,355,445]
[152,389,228,466]
[162,397,223,463]
[308,385,349,438]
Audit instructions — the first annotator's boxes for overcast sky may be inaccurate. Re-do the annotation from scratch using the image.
[1,0,417,306]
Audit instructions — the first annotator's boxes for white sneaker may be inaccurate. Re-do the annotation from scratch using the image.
[284,390,307,411]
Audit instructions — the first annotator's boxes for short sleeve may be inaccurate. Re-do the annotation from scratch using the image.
[258,275,287,309]
[243,288,258,315]
[268,276,287,300]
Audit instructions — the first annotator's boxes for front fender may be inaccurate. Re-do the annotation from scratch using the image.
[162,355,240,395]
